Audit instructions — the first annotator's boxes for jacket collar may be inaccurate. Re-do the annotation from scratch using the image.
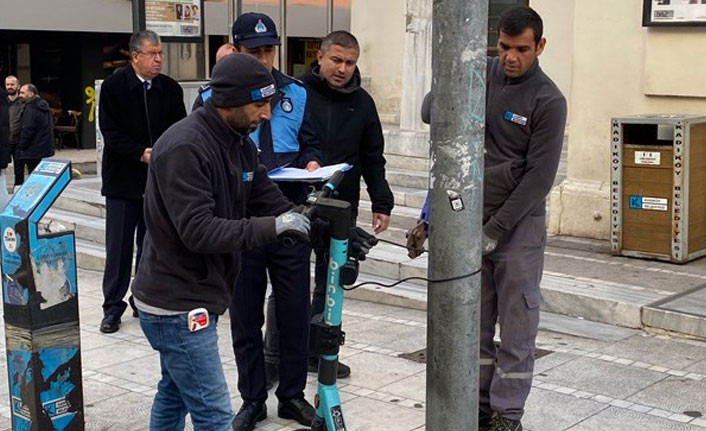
[501,58,541,85]
[126,65,163,92]
[201,100,246,148]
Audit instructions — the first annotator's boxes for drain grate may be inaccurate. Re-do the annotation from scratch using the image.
[399,345,553,364]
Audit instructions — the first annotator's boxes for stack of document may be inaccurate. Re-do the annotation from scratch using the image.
[268,163,352,182]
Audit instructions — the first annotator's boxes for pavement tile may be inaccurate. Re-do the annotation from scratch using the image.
[628,376,706,415]
[339,397,425,431]
[82,339,156,371]
[84,391,152,430]
[378,371,426,402]
[82,378,130,405]
[340,351,425,391]
[599,334,706,370]
[685,358,706,375]
[523,388,606,431]
[533,352,579,375]
[540,356,665,399]
[344,319,426,353]
[566,406,705,431]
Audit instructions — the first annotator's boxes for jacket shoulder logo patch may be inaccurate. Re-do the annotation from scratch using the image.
[281,97,293,113]
[242,171,254,182]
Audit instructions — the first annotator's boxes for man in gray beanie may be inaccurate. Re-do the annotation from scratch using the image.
[131,53,311,431]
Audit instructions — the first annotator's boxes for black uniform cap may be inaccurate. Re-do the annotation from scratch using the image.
[210,53,276,108]
[232,12,281,49]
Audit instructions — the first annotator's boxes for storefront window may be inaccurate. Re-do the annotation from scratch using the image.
[242,0,281,29]
[333,0,351,32]
[488,0,529,54]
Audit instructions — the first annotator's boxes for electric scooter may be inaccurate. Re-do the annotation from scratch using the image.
[292,170,367,431]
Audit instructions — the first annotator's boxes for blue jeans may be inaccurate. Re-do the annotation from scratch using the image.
[139,311,235,431]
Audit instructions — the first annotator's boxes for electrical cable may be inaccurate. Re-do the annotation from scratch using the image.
[343,237,481,291]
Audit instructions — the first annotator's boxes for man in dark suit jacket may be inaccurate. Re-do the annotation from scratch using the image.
[98,30,186,333]
[14,83,54,185]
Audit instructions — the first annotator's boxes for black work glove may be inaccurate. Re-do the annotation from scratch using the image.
[348,227,378,261]
[310,219,378,260]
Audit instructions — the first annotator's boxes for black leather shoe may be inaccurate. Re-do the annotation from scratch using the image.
[278,396,315,426]
[132,309,139,318]
[99,317,120,334]
[232,401,266,431]
[308,357,351,378]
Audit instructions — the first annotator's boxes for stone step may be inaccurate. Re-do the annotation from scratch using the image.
[53,185,105,218]
[361,183,427,210]
[642,286,706,339]
[384,168,429,190]
[42,208,106,244]
[539,271,669,329]
[62,203,706,339]
[383,127,430,159]
[385,154,429,173]
[357,199,421,231]
[76,239,107,272]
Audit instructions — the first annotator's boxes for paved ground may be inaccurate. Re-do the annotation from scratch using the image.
[1,269,706,430]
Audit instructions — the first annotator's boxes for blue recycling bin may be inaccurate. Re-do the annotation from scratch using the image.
[1,159,84,431]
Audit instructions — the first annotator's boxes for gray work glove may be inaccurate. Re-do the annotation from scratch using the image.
[482,231,498,256]
[275,211,311,244]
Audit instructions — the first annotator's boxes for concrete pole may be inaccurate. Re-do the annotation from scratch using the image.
[426,0,487,430]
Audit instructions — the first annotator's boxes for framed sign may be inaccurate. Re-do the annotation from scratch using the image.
[134,0,205,42]
[643,0,706,27]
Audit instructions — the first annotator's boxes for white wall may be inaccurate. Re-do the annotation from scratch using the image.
[549,0,706,238]
[351,0,406,124]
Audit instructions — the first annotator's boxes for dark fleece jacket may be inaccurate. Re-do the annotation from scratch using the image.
[300,63,394,217]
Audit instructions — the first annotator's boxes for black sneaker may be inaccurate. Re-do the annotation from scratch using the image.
[479,411,493,431]
[278,396,315,426]
[232,401,267,431]
[308,357,351,378]
[491,414,522,431]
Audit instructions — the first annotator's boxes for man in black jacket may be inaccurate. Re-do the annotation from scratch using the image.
[302,31,394,372]
[15,83,54,183]
[131,53,310,431]
[98,30,186,334]
[5,75,23,188]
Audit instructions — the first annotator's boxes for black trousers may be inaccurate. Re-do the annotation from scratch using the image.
[230,242,311,402]
[14,158,42,186]
[101,197,145,321]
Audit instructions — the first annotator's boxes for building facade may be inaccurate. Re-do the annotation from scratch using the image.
[351,0,706,240]
[0,0,351,149]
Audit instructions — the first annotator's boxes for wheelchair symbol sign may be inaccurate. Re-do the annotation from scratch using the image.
[629,195,642,209]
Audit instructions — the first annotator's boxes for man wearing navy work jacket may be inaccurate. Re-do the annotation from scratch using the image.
[217,13,322,431]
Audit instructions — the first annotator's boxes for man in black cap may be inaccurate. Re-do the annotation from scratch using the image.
[225,12,322,431]
[131,53,311,431]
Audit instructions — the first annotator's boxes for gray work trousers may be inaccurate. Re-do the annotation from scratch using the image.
[479,214,545,421]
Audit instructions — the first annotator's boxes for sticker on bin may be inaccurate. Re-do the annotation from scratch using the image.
[634,151,661,165]
[629,195,668,211]
[642,197,668,211]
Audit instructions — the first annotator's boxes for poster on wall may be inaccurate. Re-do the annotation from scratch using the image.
[643,0,706,26]
[135,0,204,42]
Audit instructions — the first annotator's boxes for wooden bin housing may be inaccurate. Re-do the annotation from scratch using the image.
[611,115,706,263]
